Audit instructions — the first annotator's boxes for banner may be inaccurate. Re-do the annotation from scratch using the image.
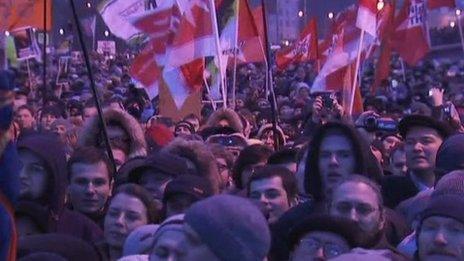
[97,40,116,55]
[10,27,40,60]
[99,0,146,40]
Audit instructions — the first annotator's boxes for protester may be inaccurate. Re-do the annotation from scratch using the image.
[232,144,274,191]
[247,165,297,224]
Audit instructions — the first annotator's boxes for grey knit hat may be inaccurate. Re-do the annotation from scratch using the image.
[184,195,270,261]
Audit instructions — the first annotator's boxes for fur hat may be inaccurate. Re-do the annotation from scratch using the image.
[205,108,244,134]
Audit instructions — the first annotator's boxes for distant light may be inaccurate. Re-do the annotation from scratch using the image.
[32,28,37,32]
[457,9,462,16]
[104,30,110,37]
[4,31,9,37]
[328,12,334,19]
[59,28,64,35]
[283,40,290,46]
[86,2,91,8]
[298,10,304,17]
[377,0,385,11]
[451,21,456,28]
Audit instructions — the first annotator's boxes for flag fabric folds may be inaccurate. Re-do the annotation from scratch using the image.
[276,19,318,71]
[427,0,456,9]
[99,0,146,40]
[356,0,379,37]
[2,0,52,31]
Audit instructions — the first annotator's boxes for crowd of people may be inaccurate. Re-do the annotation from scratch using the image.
[1,48,464,261]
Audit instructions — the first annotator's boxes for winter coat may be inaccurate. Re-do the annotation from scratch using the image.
[256,123,286,147]
[17,133,103,242]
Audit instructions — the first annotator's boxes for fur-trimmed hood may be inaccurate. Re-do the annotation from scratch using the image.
[205,108,243,134]
[78,108,147,159]
[256,123,286,146]
[162,138,219,194]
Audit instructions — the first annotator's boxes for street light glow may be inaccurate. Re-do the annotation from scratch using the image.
[4,31,9,37]
[457,9,462,16]
[86,2,91,8]
[451,21,456,28]
[59,28,64,35]
[298,10,304,17]
[377,0,385,11]
[104,30,110,37]
[328,12,334,19]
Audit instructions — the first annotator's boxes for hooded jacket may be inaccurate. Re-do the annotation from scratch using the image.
[17,134,103,242]
[256,124,286,147]
[162,138,220,194]
[78,108,147,159]
[205,108,244,134]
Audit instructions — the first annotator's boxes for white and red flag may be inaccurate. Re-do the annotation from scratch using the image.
[276,18,318,71]
[356,0,379,37]
[391,0,429,66]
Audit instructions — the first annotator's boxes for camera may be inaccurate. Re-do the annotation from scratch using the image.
[315,92,336,108]
[363,116,397,132]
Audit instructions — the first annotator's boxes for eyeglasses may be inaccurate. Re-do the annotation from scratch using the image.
[298,238,347,258]
[334,201,379,217]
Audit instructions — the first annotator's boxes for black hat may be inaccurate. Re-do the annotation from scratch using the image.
[163,175,214,203]
[127,152,191,183]
[398,115,453,139]
[175,120,195,134]
[288,215,363,250]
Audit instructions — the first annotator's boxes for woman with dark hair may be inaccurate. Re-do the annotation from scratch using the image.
[100,184,159,261]
[231,144,274,190]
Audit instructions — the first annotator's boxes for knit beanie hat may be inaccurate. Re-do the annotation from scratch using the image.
[184,195,270,261]
[123,224,160,256]
[435,134,464,180]
[151,214,185,244]
[419,170,464,226]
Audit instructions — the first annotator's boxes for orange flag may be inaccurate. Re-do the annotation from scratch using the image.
[5,0,52,31]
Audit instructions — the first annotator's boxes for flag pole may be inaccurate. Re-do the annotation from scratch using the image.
[350,29,365,116]
[231,0,240,110]
[43,0,47,92]
[261,0,280,150]
[69,0,117,173]
[455,10,464,55]
[209,0,227,108]
[399,56,407,82]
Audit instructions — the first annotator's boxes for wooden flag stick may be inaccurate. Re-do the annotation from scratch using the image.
[350,29,365,116]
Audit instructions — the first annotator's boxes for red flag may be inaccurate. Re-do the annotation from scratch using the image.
[276,19,318,71]
[372,0,396,94]
[357,0,378,36]
[427,0,456,9]
[251,5,266,52]
[130,47,162,99]
[236,0,266,63]
[4,0,52,31]
[392,0,429,66]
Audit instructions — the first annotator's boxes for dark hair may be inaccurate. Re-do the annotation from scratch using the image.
[247,165,297,201]
[304,121,382,202]
[112,184,160,223]
[16,104,35,117]
[67,146,113,181]
[232,144,274,189]
[208,144,234,168]
[268,148,298,165]
[389,143,405,164]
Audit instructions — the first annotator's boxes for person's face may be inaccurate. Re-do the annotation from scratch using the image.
[404,127,443,172]
[18,149,49,200]
[382,136,401,154]
[280,105,294,119]
[261,130,275,148]
[329,182,384,237]
[52,124,68,140]
[249,176,291,224]
[390,150,407,176]
[296,67,306,80]
[41,113,56,130]
[83,107,98,121]
[185,118,200,131]
[68,161,112,214]
[112,148,127,170]
[149,225,220,261]
[175,126,192,137]
[104,193,148,248]
[419,216,464,261]
[318,135,355,194]
[216,158,231,189]
[139,171,173,201]
[16,108,34,129]
[291,231,351,261]
[217,119,230,128]
[235,99,245,109]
